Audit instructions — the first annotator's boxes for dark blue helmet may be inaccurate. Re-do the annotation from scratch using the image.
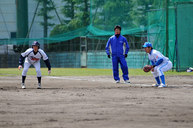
[32,41,40,48]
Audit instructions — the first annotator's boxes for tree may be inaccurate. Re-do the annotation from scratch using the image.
[61,0,76,24]
[64,0,90,29]
[36,0,55,37]
[50,0,90,36]
[91,0,134,30]
[131,0,155,27]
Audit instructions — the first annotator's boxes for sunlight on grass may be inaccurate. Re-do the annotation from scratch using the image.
[0,68,193,76]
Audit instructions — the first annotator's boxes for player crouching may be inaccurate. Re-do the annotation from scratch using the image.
[18,41,51,89]
[143,42,172,88]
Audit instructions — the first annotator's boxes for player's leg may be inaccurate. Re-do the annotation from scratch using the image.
[33,61,42,89]
[151,67,160,87]
[159,61,172,73]
[119,55,129,83]
[112,56,120,83]
[21,61,31,89]
[157,61,172,87]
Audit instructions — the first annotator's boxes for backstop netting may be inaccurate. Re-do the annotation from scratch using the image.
[0,0,193,71]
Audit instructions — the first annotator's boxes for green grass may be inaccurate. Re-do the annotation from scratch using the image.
[0,68,193,77]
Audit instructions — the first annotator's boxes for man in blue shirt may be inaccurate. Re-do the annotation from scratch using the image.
[105,25,130,83]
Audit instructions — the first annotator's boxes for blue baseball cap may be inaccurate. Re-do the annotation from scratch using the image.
[142,42,152,48]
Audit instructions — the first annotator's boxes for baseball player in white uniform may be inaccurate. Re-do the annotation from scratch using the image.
[18,41,51,89]
[143,42,172,88]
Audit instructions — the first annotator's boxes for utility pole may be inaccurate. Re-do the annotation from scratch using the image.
[16,0,28,38]
[166,0,169,57]
[43,0,48,38]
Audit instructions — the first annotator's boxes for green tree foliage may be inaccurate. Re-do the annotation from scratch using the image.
[131,0,165,27]
[91,0,134,30]
[61,0,76,23]
[48,0,167,52]
[36,0,55,37]
[50,0,89,36]
[50,0,165,36]
[131,0,152,27]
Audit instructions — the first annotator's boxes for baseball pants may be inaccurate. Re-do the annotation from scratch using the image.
[151,61,172,77]
[22,60,41,77]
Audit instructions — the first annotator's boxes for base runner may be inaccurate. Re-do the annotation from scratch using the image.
[18,41,51,89]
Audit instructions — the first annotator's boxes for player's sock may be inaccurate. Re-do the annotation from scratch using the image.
[22,76,26,83]
[37,77,41,84]
[155,76,161,85]
[160,75,165,85]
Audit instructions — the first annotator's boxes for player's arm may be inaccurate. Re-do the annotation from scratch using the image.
[154,58,163,66]
[44,59,51,75]
[44,59,51,71]
[124,37,130,55]
[18,55,25,70]
[18,49,32,70]
[150,58,163,72]
[40,50,51,74]
[19,55,25,66]
[150,60,155,66]
[152,52,164,67]
[105,38,111,58]
[149,60,156,71]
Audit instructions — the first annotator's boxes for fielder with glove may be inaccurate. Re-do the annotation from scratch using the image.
[18,41,51,89]
[143,42,172,88]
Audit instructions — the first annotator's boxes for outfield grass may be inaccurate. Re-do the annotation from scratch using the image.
[0,68,193,76]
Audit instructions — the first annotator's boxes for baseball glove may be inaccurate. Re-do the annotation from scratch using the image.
[143,65,152,72]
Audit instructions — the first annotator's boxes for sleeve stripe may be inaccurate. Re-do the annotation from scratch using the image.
[26,50,33,57]
[38,51,43,58]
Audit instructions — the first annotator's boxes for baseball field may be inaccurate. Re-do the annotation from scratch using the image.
[0,68,193,128]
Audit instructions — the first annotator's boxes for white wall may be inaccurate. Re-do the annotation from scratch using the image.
[0,0,64,39]
[0,0,16,39]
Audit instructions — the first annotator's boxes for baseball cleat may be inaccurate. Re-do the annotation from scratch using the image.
[21,83,26,89]
[124,80,130,84]
[152,83,160,87]
[37,83,41,89]
[158,83,167,88]
[115,80,120,83]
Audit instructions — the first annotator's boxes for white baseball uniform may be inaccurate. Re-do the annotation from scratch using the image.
[21,48,48,77]
[148,49,172,77]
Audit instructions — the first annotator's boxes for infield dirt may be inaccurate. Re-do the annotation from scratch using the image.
[0,75,193,128]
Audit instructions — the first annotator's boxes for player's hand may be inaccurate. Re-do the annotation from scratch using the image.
[107,55,111,58]
[151,66,154,72]
[48,70,51,75]
[18,65,22,70]
[125,54,127,58]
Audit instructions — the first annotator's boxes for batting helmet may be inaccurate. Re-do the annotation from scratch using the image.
[114,25,121,31]
[32,41,40,48]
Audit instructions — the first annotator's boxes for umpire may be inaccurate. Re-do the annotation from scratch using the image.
[105,25,130,83]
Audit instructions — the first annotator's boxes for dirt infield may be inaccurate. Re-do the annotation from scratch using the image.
[0,75,193,128]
